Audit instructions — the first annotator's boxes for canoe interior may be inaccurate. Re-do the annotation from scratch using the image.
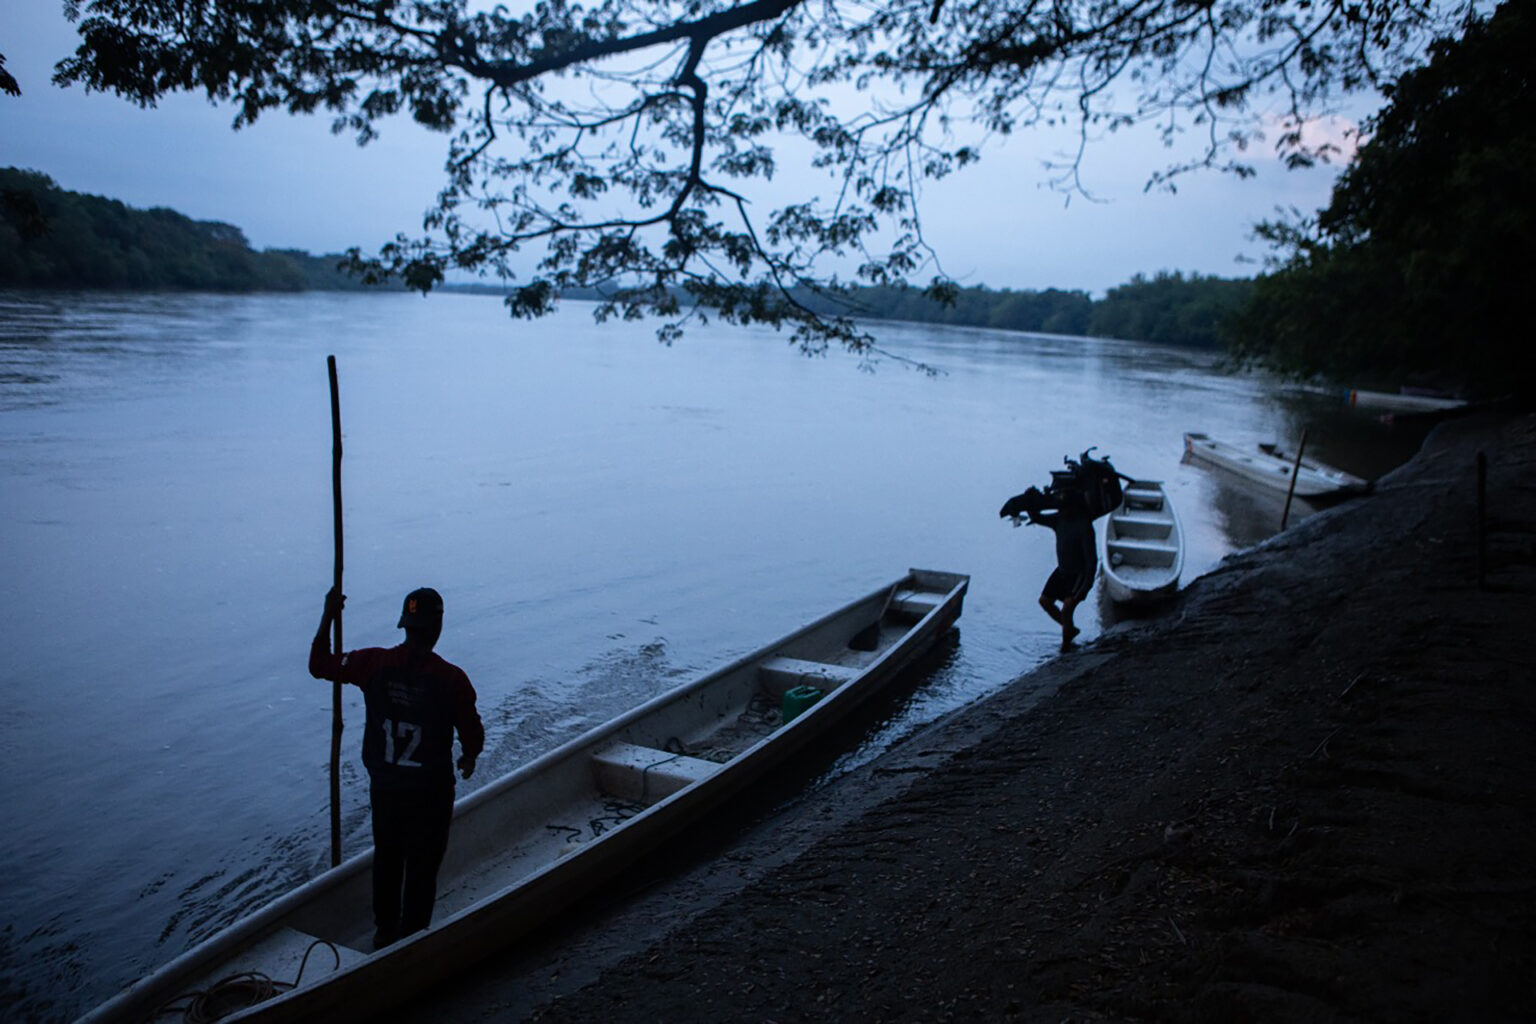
[89,569,967,1024]
[1101,482,1182,598]
[1256,443,1371,491]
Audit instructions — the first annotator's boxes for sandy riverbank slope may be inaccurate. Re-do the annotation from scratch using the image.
[415,413,1535,1023]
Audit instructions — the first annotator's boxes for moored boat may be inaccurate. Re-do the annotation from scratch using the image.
[79,569,969,1024]
[1183,432,1371,500]
[1347,388,1466,413]
[1256,442,1376,497]
[1098,480,1183,604]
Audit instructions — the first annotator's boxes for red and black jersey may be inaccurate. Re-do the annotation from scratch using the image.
[311,638,485,793]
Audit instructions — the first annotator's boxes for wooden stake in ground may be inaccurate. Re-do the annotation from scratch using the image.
[1281,428,1308,530]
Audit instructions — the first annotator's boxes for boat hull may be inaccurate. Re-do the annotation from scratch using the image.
[1347,388,1465,413]
[80,570,968,1024]
[1099,480,1183,604]
[1183,432,1370,500]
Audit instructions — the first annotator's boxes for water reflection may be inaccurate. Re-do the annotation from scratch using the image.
[1269,386,1437,480]
[1189,452,1325,544]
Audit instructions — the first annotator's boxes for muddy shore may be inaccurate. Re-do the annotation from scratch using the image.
[409,413,1536,1023]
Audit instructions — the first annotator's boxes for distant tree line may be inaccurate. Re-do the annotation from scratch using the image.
[2,165,1253,350]
[0,168,379,292]
[794,272,1252,349]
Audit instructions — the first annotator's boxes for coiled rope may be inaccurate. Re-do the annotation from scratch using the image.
[155,938,341,1022]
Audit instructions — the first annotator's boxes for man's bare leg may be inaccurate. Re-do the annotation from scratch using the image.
[1060,596,1082,648]
[1039,595,1063,626]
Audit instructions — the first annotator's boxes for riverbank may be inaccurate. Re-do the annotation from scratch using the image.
[412,413,1535,1022]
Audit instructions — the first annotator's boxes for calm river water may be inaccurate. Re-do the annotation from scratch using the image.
[0,290,1423,1020]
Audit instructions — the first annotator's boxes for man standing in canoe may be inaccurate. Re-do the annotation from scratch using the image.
[310,587,484,949]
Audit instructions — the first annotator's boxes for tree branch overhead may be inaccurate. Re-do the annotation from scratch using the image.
[54,0,1478,352]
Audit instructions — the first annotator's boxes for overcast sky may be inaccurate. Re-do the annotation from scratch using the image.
[3,2,1370,295]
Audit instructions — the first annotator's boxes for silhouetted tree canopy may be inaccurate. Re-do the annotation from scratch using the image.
[53,0,1475,352]
[0,51,21,97]
[1228,0,1532,398]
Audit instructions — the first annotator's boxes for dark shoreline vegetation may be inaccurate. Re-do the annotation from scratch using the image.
[793,275,1251,351]
[0,168,375,294]
[1,167,1247,351]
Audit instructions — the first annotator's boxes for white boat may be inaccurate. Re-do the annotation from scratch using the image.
[1347,388,1465,413]
[1183,432,1371,500]
[80,570,969,1024]
[1098,480,1183,604]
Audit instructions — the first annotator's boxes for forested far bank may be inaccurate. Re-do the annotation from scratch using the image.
[2,166,1249,349]
[791,274,1252,350]
[0,168,380,293]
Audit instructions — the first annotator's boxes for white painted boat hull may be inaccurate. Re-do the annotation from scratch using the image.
[1099,480,1183,604]
[1183,433,1370,500]
[79,570,969,1024]
[1347,388,1465,413]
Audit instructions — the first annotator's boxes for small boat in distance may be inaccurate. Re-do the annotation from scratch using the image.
[1099,480,1183,604]
[1183,432,1372,501]
[79,570,969,1024]
[1347,388,1466,413]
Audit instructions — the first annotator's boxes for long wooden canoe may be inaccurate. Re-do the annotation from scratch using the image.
[79,569,969,1024]
[1098,480,1183,604]
[1183,432,1371,500]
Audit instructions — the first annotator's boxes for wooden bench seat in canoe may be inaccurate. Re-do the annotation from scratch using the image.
[590,743,721,805]
[889,589,943,618]
[756,656,861,698]
[1106,537,1180,567]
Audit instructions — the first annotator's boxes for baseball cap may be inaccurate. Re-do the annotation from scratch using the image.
[398,587,444,628]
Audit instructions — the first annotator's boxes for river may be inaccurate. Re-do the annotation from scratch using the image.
[0,289,1423,1020]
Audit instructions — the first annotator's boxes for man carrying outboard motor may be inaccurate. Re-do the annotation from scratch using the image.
[310,586,485,949]
[1001,448,1125,650]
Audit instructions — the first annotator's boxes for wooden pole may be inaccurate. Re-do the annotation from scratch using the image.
[1477,451,1488,591]
[1280,428,1308,531]
[327,355,344,868]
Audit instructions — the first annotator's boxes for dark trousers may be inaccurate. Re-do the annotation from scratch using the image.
[369,784,454,943]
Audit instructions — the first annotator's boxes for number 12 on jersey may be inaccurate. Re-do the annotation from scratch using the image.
[381,718,423,767]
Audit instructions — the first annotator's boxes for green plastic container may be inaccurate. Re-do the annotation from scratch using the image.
[781,684,825,724]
